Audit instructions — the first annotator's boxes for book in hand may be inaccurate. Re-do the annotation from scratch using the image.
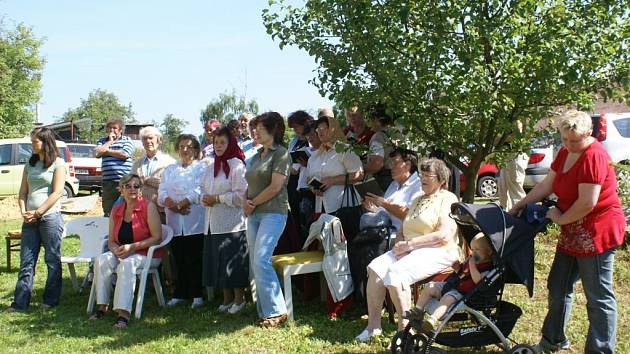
[354,178,384,198]
[290,149,310,164]
[308,178,323,190]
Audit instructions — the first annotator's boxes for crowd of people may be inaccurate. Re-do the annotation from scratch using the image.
[6,109,625,353]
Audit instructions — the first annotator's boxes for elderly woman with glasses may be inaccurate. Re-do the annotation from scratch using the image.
[356,158,462,342]
[90,174,163,328]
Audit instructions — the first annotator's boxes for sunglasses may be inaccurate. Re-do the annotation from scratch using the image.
[123,183,143,190]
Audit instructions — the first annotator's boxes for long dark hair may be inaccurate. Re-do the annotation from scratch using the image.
[29,127,59,169]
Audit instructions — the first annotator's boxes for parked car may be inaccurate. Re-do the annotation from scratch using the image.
[524,133,557,189]
[524,112,630,189]
[460,163,499,198]
[0,138,80,198]
[592,113,630,164]
[66,143,102,191]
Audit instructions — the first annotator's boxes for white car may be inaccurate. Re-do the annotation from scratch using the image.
[593,112,630,164]
[66,143,102,191]
[524,112,630,189]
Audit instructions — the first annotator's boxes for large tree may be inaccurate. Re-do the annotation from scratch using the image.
[160,113,188,149]
[0,23,45,138]
[264,0,630,201]
[62,89,135,143]
[200,90,259,125]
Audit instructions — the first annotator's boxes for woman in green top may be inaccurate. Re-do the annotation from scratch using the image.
[243,112,291,328]
[8,127,66,311]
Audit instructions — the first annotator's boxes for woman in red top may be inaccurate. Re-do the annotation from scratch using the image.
[90,174,163,328]
[510,110,625,353]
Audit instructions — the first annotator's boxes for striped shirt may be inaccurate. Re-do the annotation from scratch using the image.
[96,135,134,181]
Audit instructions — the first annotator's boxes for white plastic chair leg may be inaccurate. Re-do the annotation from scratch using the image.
[86,280,96,314]
[283,270,293,321]
[152,271,165,307]
[67,263,79,292]
[134,273,148,319]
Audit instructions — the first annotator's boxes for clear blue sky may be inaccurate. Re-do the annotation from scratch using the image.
[2,0,333,134]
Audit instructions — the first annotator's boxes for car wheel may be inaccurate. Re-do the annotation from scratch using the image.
[63,184,74,199]
[476,175,498,198]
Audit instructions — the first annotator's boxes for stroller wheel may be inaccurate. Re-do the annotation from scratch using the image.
[389,330,408,353]
[509,344,536,354]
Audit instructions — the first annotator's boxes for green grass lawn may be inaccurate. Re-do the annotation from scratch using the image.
[0,217,627,353]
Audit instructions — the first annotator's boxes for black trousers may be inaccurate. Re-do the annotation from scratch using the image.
[170,234,204,299]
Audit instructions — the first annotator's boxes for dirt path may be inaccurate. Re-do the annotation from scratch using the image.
[0,194,103,221]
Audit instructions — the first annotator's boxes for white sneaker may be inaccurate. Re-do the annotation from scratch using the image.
[227,301,246,314]
[355,328,383,342]
[217,302,233,313]
[191,297,205,309]
[166,298,186,307]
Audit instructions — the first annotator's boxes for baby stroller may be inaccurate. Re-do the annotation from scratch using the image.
[390,202,551,354]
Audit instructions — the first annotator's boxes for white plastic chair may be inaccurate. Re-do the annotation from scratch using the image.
[86,224,174,319]
[61,217,109,292]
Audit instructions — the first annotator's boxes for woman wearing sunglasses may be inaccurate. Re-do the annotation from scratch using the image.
[90,174,163,328]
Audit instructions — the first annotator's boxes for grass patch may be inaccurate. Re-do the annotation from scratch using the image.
[0,218,627,353]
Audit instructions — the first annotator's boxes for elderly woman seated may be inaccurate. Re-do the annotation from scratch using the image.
[361,148,423,233]
[89,174,163,328]
[356,158,462,342]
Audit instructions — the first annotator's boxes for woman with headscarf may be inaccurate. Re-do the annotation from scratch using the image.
[200,127,249,314]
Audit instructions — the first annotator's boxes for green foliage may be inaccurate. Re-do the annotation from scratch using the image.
[263,0,630,202]
[61,89,135,143]
[616,163,630,208]
[159,113,188,150]
[200,89,259,125]
[0,23,45,138]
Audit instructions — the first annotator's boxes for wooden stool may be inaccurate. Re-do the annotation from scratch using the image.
[271,250,326,321]
[5,230,22,272]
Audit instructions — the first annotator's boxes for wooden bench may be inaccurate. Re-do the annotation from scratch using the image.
[5,230,22,272]
[271,250,326,321]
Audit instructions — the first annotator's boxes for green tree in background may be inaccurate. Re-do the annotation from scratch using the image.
[264,0,630,202]
[200,89,259,126]
[0,23,45,138]
[62,89,135,143]
[160,113,188,151]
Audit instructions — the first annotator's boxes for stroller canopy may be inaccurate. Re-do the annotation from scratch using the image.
[450,202,548,297]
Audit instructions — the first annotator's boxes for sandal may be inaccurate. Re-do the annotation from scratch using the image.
[258,313,288,328]
[113,316,129,329]
[89,310,106,320]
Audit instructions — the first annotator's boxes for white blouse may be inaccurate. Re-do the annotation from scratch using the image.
[199,157,248,235]
[306,145,363,214]
[157,160,205,237]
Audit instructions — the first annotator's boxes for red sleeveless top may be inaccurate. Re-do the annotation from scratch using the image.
[111,197,163,258]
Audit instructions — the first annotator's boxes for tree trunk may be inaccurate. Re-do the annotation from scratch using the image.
[461,168,477,203]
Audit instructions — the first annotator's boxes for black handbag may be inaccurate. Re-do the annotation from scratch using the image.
[332,174,363,243]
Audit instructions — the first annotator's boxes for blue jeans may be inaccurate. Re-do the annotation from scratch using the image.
[246,212,287,318]
[12,212,64,310]
[539,249,617,353]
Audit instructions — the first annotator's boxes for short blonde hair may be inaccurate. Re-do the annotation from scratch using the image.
[555,110,592,135]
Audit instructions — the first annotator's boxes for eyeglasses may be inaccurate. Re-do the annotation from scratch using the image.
[421,173,438,180]
[123,183,143,190]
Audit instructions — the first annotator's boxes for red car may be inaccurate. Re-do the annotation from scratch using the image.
[459,163,499,198]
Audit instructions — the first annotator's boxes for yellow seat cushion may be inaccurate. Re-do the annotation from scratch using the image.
[271,251,324,273]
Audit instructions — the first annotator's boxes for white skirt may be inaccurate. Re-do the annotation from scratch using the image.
[368,246,459,290]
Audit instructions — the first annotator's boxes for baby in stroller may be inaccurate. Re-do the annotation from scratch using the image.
[416,232,494,332]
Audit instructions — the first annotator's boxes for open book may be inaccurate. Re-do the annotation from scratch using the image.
[354,178,384,198]
[290,149,310,164]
